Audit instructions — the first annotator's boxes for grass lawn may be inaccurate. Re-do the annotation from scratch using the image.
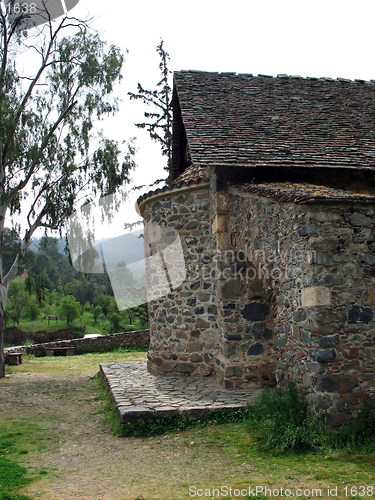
[0,352,374,499]
[6,317,147,336]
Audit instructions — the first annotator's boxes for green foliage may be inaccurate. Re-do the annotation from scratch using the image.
[0,429,32,499]
[128,40,172,171]
[0,9,135,376]
[95,295,117,317]
[108,312,122,333]
[92,305,102,324]
[0,494,32,499]
[2,229,34,277]
[25,298,39,321]
[1,237,147,334]
[329,402,375,452]
[246,384,324,452]
[6,281,28,325]
[28,238,75,292]
[58,295,81,326]
[64,275,109,306]
[245,385,375,454]
[125,304,148,328]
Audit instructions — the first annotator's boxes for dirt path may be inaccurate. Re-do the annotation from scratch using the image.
[2,357,374,500]
[0,361,248,500]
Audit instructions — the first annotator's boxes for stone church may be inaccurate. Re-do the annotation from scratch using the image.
[137,71,375,426]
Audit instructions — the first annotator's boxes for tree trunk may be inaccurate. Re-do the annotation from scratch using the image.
[0,285,8,378]
[0,314,5,378]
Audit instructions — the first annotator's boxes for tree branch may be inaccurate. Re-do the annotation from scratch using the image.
[8,99,77,204]
[2,17,65,167]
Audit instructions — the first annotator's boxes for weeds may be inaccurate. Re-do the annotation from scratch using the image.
[246,384,324,452]
[328,401,375,453]
[121,407,250,438]
[245,384,375,454]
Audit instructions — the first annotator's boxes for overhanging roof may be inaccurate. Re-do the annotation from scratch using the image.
[171,71,375,180]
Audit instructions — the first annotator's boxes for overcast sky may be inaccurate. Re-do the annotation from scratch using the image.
[62,0,375,238]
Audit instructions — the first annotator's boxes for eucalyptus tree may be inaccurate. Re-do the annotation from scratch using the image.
[0,6,134,376]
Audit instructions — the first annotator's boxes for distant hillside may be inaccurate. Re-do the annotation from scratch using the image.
[30,237,67,254]
[31,233,145,268]
[97,232,145,267]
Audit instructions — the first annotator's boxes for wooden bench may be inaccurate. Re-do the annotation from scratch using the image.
[6,352,23,365]
[44,347,75,357]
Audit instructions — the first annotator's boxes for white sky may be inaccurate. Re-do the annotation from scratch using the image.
[46,0,375,238]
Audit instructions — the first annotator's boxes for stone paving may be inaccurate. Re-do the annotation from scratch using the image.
[100,361,261,423]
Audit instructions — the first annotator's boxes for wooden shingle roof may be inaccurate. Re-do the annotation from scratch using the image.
[171,71,375,180]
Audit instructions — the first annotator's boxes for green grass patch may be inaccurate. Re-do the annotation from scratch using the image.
[328,401,375,453]
[0,457,30,495]
[121,407,251,438]
[99,378,375,457]
[0,424,37,499]
[75,344,148,355]
[94,373,124,436]
[7,350,147,375]
[246,384,325,453]
[2,353,374,498]
[0,493,32,500]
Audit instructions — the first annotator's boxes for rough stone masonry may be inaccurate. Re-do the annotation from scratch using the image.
[138,71,375,427]
[140,178,375,427]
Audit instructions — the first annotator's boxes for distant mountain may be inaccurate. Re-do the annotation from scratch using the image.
[31,233,145,267]
[29,237,67,254]
[96,232,145,267]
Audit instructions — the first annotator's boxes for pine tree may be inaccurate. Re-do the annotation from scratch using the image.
[128,40,172,171]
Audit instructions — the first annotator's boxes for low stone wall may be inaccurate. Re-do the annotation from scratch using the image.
[5,330,149,357]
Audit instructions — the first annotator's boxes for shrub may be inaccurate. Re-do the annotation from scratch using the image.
[58,295,80,326]
[108,312,122,333]
[26,300,40,321]
[246,383,324,452]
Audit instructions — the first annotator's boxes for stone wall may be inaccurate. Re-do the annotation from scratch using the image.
[142,183,219,377]
[228,186,375,425]
[4,330,150,357]
[141,179,374,425]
